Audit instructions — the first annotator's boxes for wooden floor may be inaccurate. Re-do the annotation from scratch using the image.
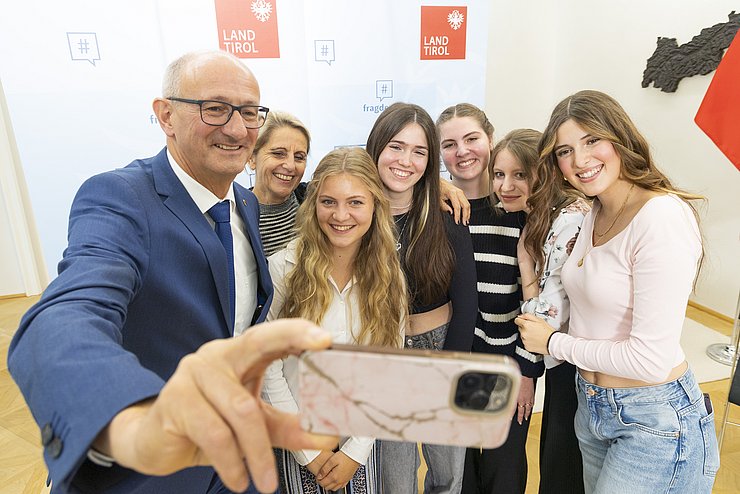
[1,296,738,493]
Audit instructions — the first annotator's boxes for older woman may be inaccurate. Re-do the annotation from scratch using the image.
[248,111,311,255]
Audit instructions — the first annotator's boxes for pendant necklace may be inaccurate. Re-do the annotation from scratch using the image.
[395,213,409,251]
[391,202,412,212]
[578,183,635,267]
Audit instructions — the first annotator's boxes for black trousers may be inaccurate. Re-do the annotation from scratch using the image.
[461,408,530,494]
[538,362,584,494]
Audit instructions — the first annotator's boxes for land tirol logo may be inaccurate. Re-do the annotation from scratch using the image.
[420,5,467,60]
[215,0,280,58]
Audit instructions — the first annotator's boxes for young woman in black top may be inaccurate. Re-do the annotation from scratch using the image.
[366,102,478,494]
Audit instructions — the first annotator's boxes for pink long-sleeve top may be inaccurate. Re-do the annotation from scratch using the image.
[548,194,702,383]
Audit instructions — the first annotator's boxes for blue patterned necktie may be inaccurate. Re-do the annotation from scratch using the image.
[208,201,235,327]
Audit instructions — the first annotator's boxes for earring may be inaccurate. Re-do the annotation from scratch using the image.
[564,177,568,182]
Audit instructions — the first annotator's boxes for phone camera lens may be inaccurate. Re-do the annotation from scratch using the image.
[485,375,499,390]
[455,372,493,411]
[466,389,490,410]
[460,373,483,390]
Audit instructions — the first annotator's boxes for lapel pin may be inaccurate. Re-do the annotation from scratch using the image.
[242,199,247,206]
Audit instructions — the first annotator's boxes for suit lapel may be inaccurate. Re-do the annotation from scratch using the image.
[234,185,270,314]
[151,148,233,333]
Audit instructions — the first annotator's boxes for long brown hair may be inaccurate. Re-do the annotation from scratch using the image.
[279,147,406,347]
[539,89,704,273]
[503,128,587,279]
[366,102,454,305]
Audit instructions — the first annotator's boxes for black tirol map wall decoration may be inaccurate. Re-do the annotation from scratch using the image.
[642,11,740,92]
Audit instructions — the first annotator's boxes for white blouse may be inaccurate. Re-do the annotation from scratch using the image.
[262,240,379,466]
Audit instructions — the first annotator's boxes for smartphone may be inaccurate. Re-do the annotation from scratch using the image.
[297,344,521,449]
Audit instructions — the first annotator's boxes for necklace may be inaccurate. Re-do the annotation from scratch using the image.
[577,183,635,267]
[391,202,412,212]
[594,183,635,238]
[395,213,409,251]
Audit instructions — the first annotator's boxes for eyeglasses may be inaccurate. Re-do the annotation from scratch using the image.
[167,97,269,129]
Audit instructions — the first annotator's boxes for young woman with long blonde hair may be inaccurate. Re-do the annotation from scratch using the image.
[262,146,407,493]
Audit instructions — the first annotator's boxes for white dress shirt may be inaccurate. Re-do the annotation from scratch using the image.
[167,150,257,335]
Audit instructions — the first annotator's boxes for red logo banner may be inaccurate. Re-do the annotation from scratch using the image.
[695,31,740,172]
[215,0,280,59]
[420,6,467,60]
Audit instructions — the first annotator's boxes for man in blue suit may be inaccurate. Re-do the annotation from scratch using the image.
[8,50,333,494]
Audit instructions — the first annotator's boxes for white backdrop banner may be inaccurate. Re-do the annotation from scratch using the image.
[0,0,489,278]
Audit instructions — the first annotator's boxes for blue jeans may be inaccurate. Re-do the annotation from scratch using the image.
[574,368,719,494]
[381,323,464,494]
[381,440,464,494]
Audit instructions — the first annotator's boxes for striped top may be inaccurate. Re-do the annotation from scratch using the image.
[257,193,300,257]
[468,197,543,378]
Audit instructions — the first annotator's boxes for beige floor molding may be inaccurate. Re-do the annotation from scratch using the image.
[689,299,736,326]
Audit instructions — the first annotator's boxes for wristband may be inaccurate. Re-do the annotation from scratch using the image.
[545,330,557,355]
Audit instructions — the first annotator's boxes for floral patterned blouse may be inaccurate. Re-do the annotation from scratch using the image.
[520,198,590,368]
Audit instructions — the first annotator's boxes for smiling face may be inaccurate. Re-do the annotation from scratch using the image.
[157,54,260,197]
[492,148,531,212]
[554,119,623,198]
[439,116,493,185]
[250,126,308,204]
[376,122,429,198]
[316,173,375,256]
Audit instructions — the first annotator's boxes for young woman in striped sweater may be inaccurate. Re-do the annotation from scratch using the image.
[437,105,541,494]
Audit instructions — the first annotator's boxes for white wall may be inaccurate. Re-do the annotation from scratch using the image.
[0,185,25,297]
[0,0,491,283]
[0,79,48,297]
[487,0,740,317]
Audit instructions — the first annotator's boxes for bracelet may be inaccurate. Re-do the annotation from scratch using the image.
[545,330,557,355]
[87,447,116,467]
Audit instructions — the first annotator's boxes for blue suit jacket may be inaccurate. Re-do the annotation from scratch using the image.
[8,148,273,493]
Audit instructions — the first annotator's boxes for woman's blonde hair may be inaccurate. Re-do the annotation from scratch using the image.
[253,111,311,156]
[279,147,406,347]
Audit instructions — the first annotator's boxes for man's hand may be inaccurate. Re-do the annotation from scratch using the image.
[95,319,336,493]
[439,179,471,225]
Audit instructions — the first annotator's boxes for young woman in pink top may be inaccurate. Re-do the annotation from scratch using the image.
[516,90,719,493]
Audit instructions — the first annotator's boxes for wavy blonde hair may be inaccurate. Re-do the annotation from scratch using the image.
[279,147,406,347]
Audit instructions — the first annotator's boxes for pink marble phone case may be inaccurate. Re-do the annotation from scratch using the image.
[298,344,520,448]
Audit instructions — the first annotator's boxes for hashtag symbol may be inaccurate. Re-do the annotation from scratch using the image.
[78,39,90,54]
[321,45,329,56]
[380,84,388,94]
